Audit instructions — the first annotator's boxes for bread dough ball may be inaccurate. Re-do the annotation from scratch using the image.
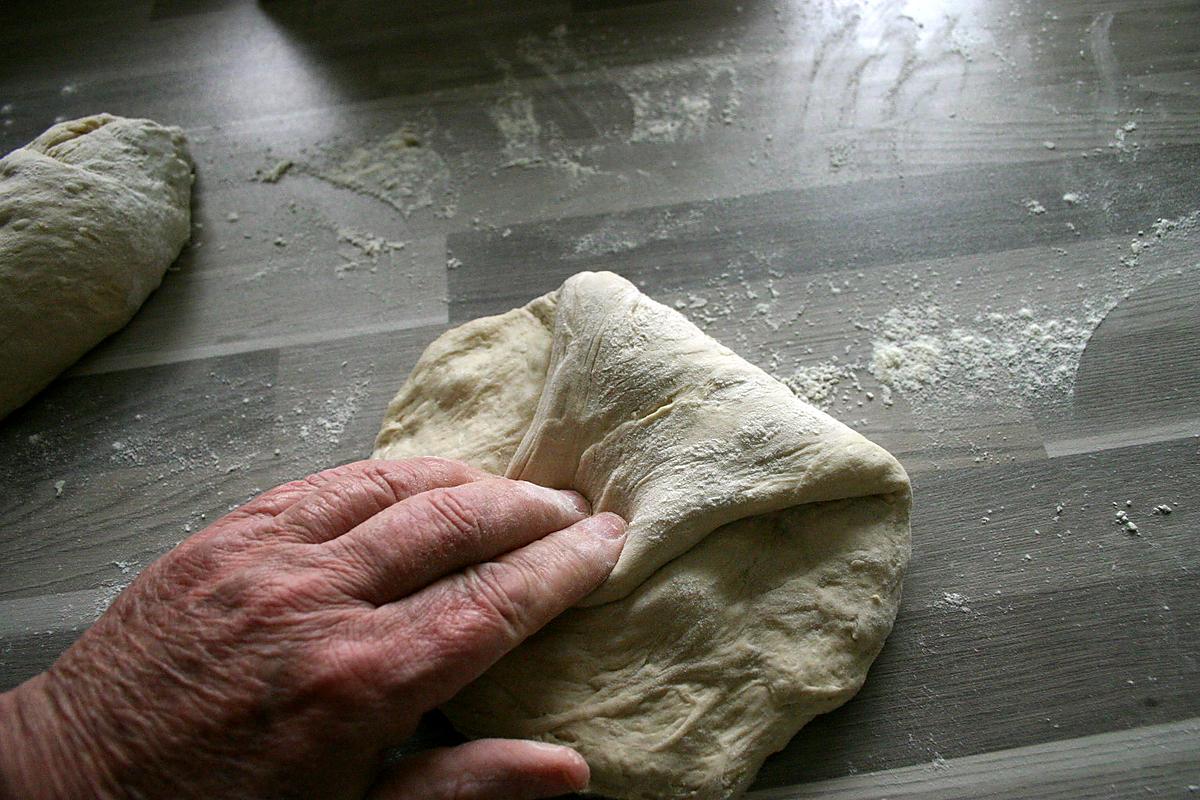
[0,114,193,419]
[374,272,910,800]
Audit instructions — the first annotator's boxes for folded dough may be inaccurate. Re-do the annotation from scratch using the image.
[374,271,911,799]
[0,114,192,419]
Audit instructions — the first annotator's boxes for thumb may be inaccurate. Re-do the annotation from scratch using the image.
[368,738,589,800]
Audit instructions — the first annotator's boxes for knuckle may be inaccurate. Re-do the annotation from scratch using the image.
[459,561,532,642]
[280,492,344,538]
[376,457,478,496]
[422,486,486,542]
[359,461,409,503]
[300,461,373,491]
[406,456,474,479]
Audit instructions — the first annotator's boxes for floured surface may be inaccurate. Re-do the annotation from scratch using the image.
[1,1,1197,796]
[375,272,910,799]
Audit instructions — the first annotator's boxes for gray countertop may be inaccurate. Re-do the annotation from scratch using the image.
[1,1,1198,797]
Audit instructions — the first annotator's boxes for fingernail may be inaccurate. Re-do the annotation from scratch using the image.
[558,490,591,515]
[525,742,590,789]
[521,482,590,515]
[584,512,627,539]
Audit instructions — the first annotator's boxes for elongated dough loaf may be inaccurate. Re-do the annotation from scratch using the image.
[0,114,193,419]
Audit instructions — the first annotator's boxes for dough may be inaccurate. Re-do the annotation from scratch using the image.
[375,272,911,799]
[0,114,193,419]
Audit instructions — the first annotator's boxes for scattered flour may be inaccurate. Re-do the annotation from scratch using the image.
[867,304,1096,411]
[1109,118,1140,156]
[934,592,971,613]
[784,363,856,409]
[628,90,713,143]
[1114,508,1139,535]
[614,56,741,144]
[828,141,854,170]
[337,227,406,258]
[488,77,601,181]
[312,124,456,218]
[491,79,543,165]
[572,208,704,257]
[295,378,370,456]
[765,210,1200,423]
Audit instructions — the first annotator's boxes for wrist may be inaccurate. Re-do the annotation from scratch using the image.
[0,673,120,800]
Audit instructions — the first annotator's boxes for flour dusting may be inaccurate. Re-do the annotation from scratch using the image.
[573,208,704,257]
[337,227,407,258]
[615,56,741,144]
[312,124,456,218]
[491,80,543,165]
[785,363,857,409]
[295,377,371,457]
[934,592,971,613]
[751,210,1200,423]
[867,304,1096,412]
[488,78,601,181]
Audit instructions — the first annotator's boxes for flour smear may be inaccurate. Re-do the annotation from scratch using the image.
[310,123,457,218]
[668,211,1200,432]
[788,211,1200,419]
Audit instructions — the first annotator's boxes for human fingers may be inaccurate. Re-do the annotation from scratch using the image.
[367,739,589,800]
[376,512,626,707]
[244,458,490,545]
[322,478,591,604]
[231,458,488,522]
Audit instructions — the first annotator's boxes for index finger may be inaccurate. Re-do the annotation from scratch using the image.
[225,458,491,544]
[321,478,592,604]
[374,512,627,709]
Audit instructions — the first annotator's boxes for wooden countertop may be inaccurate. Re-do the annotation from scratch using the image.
[1,1,1197,797]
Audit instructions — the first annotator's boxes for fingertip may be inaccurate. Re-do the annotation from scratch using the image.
[586,511,627,540]
[562,749,591,792]
[558,489,591,516]
[523,741,590,791]
[516,481,591,517]
[368,739,591,800]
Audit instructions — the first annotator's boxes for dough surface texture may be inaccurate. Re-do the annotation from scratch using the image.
[0,113,193,419]
[374,272,911,799]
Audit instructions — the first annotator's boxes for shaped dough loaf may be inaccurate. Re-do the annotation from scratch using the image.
[0,114,193,419]
[374,272,911,799]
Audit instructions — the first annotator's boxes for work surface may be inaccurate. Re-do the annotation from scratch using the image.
[1,1,1198,797]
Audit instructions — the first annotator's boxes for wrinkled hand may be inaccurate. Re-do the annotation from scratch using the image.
[0,458,626,800]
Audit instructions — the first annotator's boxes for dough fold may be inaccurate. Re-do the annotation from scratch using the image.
[374,271,911,800]
[0,113,193,419]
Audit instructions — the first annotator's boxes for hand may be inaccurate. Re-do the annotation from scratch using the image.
[0,458,626,800]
